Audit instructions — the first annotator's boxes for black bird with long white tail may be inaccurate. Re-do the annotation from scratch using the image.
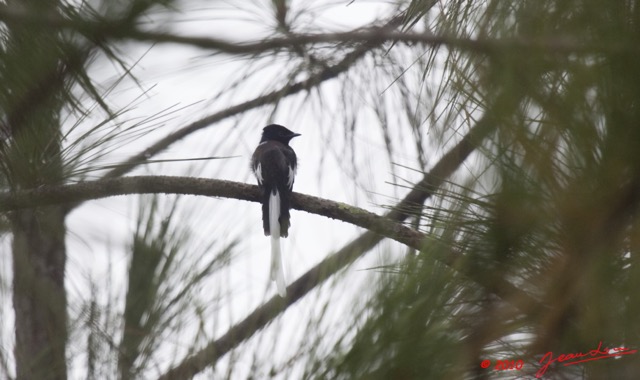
[251,124,300,297]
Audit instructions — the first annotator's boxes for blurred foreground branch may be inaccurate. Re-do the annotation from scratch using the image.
[115,30,640,56]
[0,4,633,56]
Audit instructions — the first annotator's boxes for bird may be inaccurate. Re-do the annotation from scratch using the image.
[251,124,301,297]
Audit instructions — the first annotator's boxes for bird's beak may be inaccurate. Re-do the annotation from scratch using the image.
[291,133,301,138]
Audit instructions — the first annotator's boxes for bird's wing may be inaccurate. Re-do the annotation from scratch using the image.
[281,146,297,190]
[252,142,296,192]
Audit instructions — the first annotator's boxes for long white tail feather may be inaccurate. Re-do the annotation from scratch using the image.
[269,190,286,296]
[270,236,286,297]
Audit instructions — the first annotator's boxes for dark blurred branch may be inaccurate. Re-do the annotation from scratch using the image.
[0,4,631,55]
[119,30,637,56]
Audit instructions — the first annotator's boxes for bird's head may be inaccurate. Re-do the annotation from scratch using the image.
[260,124,301,144]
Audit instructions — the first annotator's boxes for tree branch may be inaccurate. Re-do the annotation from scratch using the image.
[119,30,636,56]
[0,176,439,255]
[0,4,631,55]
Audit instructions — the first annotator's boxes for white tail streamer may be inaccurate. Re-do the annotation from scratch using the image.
[269,190,286,297]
